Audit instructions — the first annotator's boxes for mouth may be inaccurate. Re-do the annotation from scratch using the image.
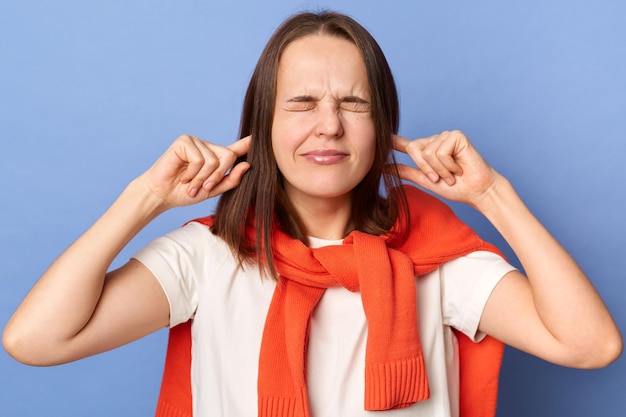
[301,149,349,164]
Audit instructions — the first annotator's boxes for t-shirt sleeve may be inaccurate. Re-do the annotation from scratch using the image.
[440,251,517,342]
[132,223,208,327]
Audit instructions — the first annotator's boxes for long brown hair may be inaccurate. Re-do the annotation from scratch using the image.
[212,11,409,279]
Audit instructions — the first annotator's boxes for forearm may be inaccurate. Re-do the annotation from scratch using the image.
[4,178,166,358]
[474,175,621,361]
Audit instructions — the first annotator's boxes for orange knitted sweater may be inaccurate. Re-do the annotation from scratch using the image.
[154,185,505,417]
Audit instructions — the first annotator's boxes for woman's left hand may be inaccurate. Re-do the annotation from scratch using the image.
[392,130,499,206]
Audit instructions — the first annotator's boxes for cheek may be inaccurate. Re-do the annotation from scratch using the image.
[270,128,298,173]
[271,117,309,155]
[355,122,377,161]
[363,146,377,174]
[270,118,288,158]
[344,112,375,136]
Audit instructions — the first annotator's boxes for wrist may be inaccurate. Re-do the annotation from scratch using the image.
[115,178,170,223]
[470,173,514,216]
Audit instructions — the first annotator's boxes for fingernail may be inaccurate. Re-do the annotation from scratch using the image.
[189,188,198,197]
[428,173,439,182]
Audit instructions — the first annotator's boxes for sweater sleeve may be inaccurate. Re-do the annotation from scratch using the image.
[440,251,517,342]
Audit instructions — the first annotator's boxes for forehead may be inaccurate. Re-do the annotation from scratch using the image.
[276,34,369,91]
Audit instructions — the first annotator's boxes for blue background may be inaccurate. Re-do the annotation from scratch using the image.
[1,1,624,416]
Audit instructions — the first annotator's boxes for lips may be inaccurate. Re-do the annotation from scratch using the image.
[301,149,348,164]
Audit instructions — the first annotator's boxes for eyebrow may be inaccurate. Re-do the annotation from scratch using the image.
[341,95,370,104]
[286,95,315,103]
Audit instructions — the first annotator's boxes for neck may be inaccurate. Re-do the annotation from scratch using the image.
[288,193,354,241]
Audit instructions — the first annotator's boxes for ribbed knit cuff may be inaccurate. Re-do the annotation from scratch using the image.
[364,355,430,410]
[155,399,192,417]
[258,386,310,417]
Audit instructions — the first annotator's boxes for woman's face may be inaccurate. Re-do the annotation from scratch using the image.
[271,34,376,209]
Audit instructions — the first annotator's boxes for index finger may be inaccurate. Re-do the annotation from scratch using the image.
[392,134,410,153]
[227,135,252,157]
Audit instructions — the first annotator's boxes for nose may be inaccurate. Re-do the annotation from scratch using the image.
[315,104,344,139]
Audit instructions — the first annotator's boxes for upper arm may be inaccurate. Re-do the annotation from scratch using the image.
[479,270,574,366]
[57,259,170,364]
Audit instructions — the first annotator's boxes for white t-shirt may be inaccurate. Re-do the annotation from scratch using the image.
[133,222,516,417]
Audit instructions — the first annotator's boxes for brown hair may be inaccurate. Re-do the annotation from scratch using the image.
[212,11,409,279]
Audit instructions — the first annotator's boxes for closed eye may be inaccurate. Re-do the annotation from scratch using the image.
[281,95,371,113]
[340,96,371,113]
[284,96,316,112]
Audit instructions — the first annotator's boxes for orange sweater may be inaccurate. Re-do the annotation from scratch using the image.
[154,185,505,417]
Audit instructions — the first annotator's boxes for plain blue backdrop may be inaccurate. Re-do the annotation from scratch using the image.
[1,1,624,416]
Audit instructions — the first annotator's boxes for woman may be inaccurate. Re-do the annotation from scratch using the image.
[3,11,622,417]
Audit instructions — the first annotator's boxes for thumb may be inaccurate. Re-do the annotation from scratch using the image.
[395,163,436,189]
[207,161,251,197]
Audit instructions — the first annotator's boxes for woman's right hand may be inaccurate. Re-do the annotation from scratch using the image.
[140,134,251,210]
